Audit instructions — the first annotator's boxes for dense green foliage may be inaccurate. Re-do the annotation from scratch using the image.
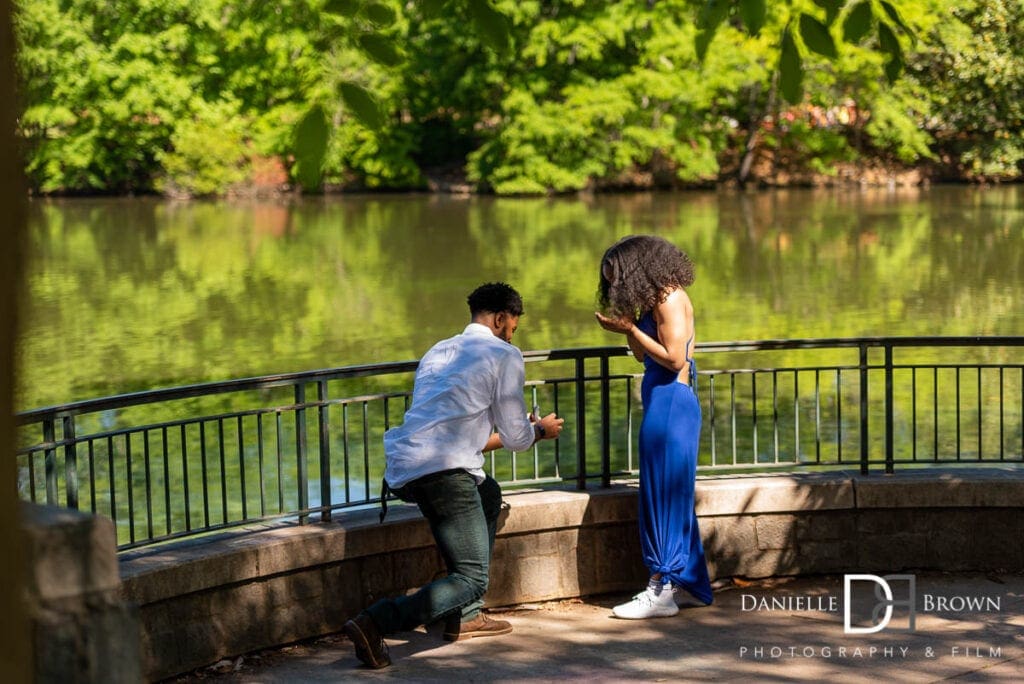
[13,0,1024,196]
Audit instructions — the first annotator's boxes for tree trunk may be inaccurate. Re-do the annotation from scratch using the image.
[738,72,779,187]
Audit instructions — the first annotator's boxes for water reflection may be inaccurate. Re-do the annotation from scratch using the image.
[18,186,1024,409]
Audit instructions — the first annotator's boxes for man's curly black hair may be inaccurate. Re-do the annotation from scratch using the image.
[598,235,695,318]
[467,282,524,316]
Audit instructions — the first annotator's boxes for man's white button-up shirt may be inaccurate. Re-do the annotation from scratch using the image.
[383,323,536,489]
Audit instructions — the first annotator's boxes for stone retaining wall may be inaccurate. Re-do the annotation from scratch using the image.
[21,503,140,683]
[116,467,1024,681]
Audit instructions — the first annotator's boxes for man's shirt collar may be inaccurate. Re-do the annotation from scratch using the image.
[463,322,494,337]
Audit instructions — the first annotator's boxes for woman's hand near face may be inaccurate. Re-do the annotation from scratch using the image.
[595,311,634,334]
[596,311,646,362]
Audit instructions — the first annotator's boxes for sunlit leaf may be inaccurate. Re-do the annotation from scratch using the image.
[695,0,731,61]
[363,2,397,26]
[779,28,803,104]
[697,0,731,30]
[884,54,904,83]
[358,33,403,66]
[877,21,902,58]
[467,0,511,53]
[695,30,713,62]
[812,0,843,25]
[876,20,904,84]
[799,13,838,59]
[340,82,385,130]
[293,105,330,190]
[738,0,766,36]
[880,1,910,34]
[842,1,873,44]
[324,0,361,17]
[878,20,904,83]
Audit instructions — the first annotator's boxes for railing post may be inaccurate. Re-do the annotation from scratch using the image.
[859,344,870,475]
[62,416,79,509]
[600,355,611,488]
[295,384,309,523]
[43,418,57,505]
[575,357,587,490]
[884,344,894,474]
[317,380,332,522]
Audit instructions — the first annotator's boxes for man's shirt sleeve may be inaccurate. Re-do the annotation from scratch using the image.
[490,348,535,452]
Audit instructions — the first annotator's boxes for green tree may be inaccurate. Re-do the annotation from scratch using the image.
[15,0,209,192]
[910,0,1024,178]
[13,0,1024,195]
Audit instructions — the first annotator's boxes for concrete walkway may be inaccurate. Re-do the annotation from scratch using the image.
[173,572,1023,682]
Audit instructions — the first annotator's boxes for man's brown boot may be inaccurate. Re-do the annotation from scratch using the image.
[443,613,513,642]
[343,612,391,668]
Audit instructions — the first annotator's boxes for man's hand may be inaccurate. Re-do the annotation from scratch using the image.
[533,412,565,440]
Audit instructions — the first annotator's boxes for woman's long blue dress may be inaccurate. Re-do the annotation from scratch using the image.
[636,311,713,604]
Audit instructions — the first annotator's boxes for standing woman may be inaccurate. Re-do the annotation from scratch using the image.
[595,235,713,619]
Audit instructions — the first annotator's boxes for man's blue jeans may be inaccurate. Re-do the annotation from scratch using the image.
[366,470,502,633]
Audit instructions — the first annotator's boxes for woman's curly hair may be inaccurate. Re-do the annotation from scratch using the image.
[598,235,695,319]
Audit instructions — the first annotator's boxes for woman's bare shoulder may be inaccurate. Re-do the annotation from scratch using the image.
[655,287,693,317]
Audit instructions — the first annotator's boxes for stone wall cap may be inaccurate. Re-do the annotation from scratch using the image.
[21,502,121,603]
[118,467,1024,604]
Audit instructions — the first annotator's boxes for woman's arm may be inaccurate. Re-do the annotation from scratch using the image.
[482,433,504,453]
[624,330,645,362]
[625,288,694,374]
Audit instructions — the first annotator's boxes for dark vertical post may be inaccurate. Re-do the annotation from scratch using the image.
[126,433,135,544]
[237,415,247,520]
[88,440,97,514]
[181,424,191,531]
[998,369,1005,461]
[43,418,56,504]
[707,375,716,466]
[575,357,587,490]
[217,419,227,524]
[295,384,309,523]
[275,412,285,512]
[955,368,962,460]
[600,356,610,487]
[317,381,332,522]
[976,368,982,459]
[256,414,266,516]
[836,370,843,463]
[751,373,758,461]
[553,383,561,478]
[859,344,869,475]
[884,344,894,474]
[911,369,918,461]
[161,427,171,535]
[62,415,78,509]
[342,404,351,502]
[143,429,153,540]
[108,435,118,526]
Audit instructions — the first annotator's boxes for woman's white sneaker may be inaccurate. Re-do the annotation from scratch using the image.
[612,583,679,619]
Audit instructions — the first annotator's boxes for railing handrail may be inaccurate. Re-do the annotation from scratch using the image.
[18,336,1024,421]
[14,335,1024,550]
[15,360,421,422]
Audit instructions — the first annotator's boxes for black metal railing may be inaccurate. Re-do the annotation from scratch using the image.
[15,337,1024,550]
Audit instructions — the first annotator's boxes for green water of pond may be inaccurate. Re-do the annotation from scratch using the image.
[17,185,1024,411]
